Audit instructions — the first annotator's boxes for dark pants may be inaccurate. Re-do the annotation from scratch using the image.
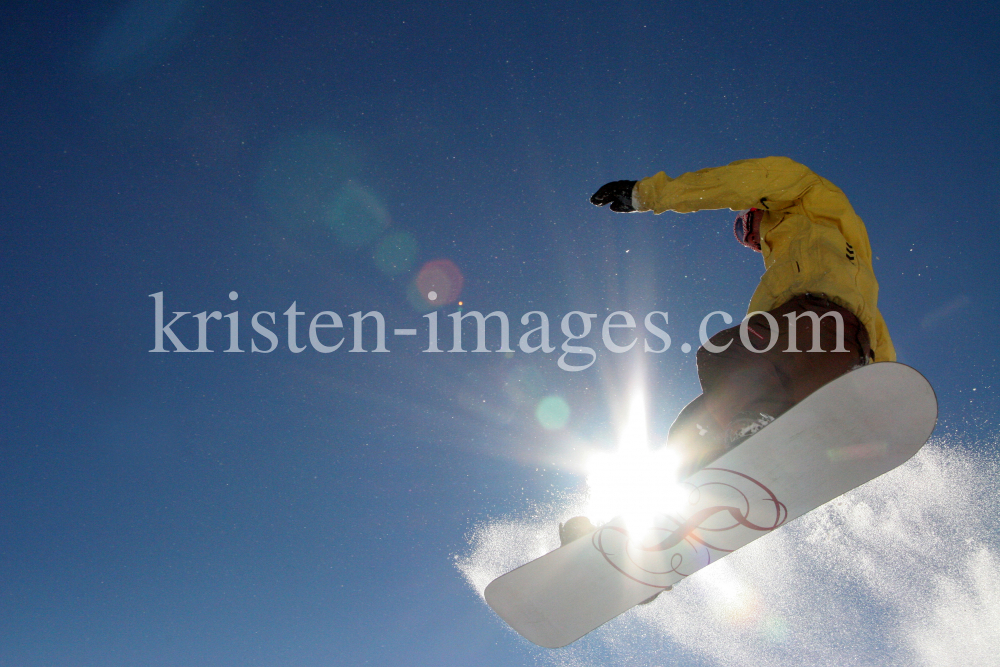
[669,294,872,475]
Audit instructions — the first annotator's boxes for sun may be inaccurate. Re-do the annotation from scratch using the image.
[583,392,685,535]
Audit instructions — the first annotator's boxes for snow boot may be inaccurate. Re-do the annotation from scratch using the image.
[558,516,597,547]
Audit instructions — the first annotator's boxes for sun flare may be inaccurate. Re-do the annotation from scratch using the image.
[584,393,685,534]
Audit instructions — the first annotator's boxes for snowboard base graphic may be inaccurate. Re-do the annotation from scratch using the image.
[484,362,937,648]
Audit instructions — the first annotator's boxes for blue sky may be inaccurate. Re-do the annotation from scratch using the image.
[2,1,999,665]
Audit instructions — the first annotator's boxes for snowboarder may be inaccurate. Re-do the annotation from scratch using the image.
[591,156,895,478]
[560,157,895,548]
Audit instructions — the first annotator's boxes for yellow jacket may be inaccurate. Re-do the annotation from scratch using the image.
[634,156,895,362]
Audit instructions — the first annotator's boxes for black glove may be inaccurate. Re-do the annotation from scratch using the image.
[590,180,637,212]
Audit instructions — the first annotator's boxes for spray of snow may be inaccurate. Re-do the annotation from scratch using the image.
[456,435,1000,666]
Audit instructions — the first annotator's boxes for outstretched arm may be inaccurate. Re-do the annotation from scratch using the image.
[633,157,821,214]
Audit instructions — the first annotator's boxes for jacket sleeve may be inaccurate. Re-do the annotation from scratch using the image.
[634,156,822,214]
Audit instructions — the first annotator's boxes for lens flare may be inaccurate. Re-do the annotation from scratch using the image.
[373,231,418,275]
[256,132,358,229]
[415,259,464,306]
[536,396,571,430]
[325,181,390,248]
[703,561,763,626]
[87,0,200,78]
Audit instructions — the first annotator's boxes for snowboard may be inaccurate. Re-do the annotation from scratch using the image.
[484,362,937,648]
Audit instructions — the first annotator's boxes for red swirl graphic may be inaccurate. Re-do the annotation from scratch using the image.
[591,468,787,588]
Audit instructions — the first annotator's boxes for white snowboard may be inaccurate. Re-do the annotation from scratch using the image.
[484,362,937,648]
